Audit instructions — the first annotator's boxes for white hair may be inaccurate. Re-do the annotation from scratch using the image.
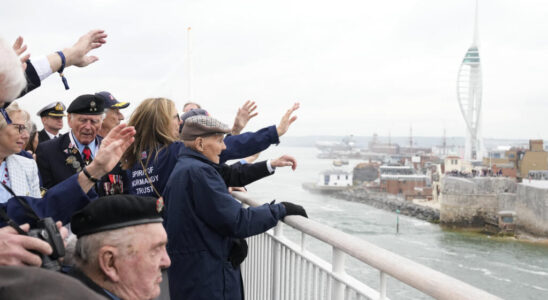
[0,38,26,103]
[73,226,136,269]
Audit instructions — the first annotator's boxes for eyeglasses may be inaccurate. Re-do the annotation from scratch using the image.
[10,123,27,133]
[174,113,180,121]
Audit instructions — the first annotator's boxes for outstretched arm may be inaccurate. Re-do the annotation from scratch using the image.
[14,30,108,98]
[78,123,135,192]
[220,155,297,187]
[46,29,107,71]
[276,102,299,137]
[231,100,258,135]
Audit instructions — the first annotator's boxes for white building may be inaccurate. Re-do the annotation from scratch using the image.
[317,170,353,187]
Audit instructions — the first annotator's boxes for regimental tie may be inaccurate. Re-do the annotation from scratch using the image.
[82,146,92,165]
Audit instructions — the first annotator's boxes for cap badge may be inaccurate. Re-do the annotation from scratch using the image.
[55,103,63,111]
[90,100,97,112]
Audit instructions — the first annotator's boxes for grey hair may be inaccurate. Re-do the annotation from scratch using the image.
[73,226,137,269]
[0,37,26,103]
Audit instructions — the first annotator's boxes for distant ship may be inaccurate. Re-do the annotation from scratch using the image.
[332,159,349,167]
[315,135,355,152]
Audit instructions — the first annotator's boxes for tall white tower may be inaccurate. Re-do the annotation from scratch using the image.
[457,0,483,161]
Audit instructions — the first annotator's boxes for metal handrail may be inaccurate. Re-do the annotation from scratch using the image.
[234,192,502,300]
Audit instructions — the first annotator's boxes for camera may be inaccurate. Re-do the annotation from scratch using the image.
[26,217,65,271]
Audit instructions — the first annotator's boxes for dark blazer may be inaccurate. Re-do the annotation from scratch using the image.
[66,268,113,299]
[35,132,127,196]
[38,129,52,144]
[36,133,101,189]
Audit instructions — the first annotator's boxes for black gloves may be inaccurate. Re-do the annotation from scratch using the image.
[228,238,248,268]
[281,201,308,218]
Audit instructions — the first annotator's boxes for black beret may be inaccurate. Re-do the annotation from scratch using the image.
[67,94,104,115]
[71,195,164,237]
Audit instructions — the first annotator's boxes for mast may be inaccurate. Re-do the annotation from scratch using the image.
[473,0,479,46]
[186,27,193,101]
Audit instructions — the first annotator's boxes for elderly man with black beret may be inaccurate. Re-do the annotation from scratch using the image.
[68,195,171,300]
[163,115,308,300]
[36,94,105,190]
[36,94,129,196]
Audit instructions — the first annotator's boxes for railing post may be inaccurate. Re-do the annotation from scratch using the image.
[379,271,387,300]
[331,247,346,300]
[300,232,306,252]
[271,223,283,300]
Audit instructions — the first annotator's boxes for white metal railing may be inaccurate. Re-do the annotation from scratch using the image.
[235,192,502,300]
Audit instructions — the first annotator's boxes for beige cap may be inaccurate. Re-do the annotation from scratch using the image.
[181,115,231,140]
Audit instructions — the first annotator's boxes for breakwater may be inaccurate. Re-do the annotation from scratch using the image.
[332,188,440,222]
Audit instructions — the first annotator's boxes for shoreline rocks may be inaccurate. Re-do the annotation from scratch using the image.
[332,188,440,223]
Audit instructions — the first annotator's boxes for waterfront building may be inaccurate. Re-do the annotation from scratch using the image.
[444,156,468,173]
[317,169,353,187]
[457,0,484,161]
[379,165,414,175]
[517,140,548,179]
[352,162,380,184]
[379,174,431,200]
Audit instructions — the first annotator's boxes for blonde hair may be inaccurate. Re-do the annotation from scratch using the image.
[121,98,177,169]
[0,101,29,129]
[0,38,26,103]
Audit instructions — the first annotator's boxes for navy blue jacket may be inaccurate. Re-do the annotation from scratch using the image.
[220,125,279,164]
[1,173,95,226]
[128,141,273,197]
[163,146,286,300]
[15,60,41,100]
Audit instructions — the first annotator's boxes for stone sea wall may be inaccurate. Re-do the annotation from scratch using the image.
[515,184,548,236]
[440,176,548,237]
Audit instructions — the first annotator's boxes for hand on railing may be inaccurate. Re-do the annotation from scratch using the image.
[281,202,308,219]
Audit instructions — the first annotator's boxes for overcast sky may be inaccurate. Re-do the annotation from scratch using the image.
[2,0,547,139]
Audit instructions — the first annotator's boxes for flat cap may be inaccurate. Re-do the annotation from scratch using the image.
[67,94,104,115]
[181,115,231,140]
[179,108,209,132]
[95,91,130,109]
[37,101,66,117]
[71,195,163,237]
